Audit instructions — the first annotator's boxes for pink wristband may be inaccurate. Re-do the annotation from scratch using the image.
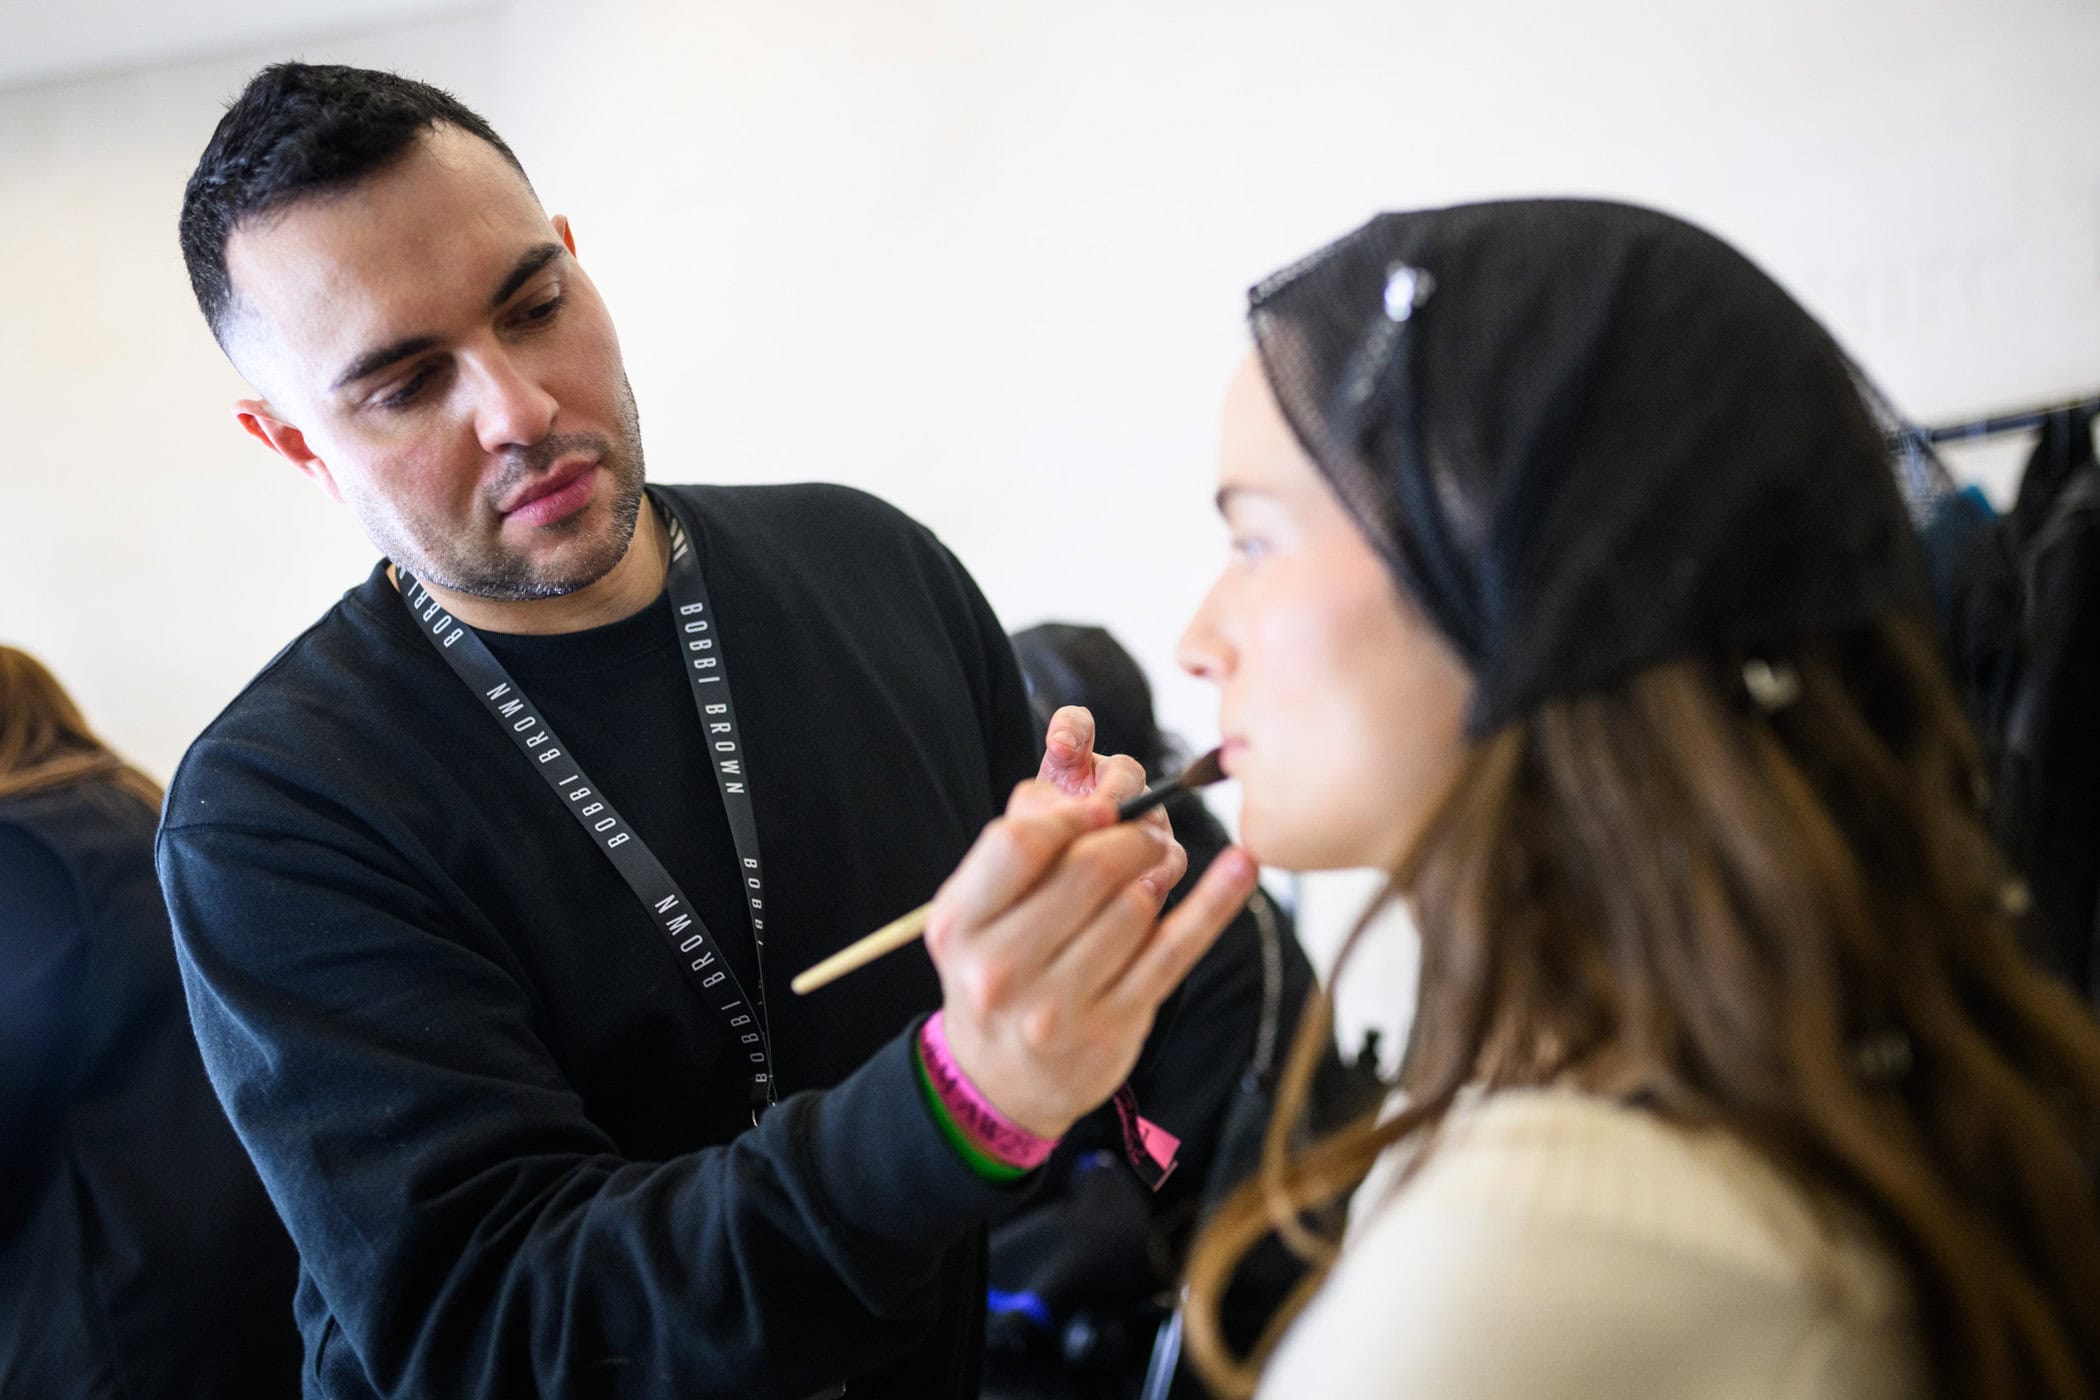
[919,1012,1059,1170]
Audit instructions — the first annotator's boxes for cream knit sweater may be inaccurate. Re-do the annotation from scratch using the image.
[1258,1088,1926,1399]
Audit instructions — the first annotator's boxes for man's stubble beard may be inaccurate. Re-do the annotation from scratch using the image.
[375,374,648,601]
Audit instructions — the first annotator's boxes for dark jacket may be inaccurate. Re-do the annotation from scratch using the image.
[158,485,1046,1399]
[1924,413,2100,1004]
[2,779,301,1398]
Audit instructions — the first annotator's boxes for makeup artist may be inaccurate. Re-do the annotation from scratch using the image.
[159,63,1256,1400]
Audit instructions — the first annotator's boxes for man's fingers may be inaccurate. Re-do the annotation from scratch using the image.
[1047,878,1175,1002]
[1126,806,1185,902]
[1037,705,1097,795]
[975,822,1169,963]
[1006,778,1102,822]
[1110,848,1259,1008]
[1099,752,1150,803]
[931,799,1113,946]
[1139,830,1190,903]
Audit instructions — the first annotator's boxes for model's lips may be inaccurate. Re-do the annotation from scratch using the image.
[1217,737,1247,775]
[501,460,598,527]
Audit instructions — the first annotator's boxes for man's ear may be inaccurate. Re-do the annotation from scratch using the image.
[235,400,343,504]
[553,213,577,258]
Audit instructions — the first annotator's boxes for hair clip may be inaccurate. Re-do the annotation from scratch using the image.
[1850,1029,1913,1085]
[1741,658,1802,712]
[1383,262,1435,322]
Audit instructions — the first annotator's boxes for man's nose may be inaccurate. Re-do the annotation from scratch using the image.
[470,349,558,454]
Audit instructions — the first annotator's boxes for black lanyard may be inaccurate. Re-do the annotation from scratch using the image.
[398,487,776,1115]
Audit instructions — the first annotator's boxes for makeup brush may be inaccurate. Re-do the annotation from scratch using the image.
[789,748,1227,996]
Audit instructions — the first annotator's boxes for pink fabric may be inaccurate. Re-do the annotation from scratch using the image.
[1114,1087,1181,1189]
[918,1011,1058,1170]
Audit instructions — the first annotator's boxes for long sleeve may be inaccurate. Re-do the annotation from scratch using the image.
[161,816,1027,1400]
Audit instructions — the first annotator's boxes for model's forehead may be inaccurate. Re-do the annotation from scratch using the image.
[1219,350,1320,499]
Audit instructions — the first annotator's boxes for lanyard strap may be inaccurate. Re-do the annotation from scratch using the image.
[657,491,775,1052]
[398,487,776,1112]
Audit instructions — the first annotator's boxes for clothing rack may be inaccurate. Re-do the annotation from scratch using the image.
[1922,393,2100,445]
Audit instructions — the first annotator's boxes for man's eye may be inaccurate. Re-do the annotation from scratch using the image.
[519,293,565,325]
[1229,536,1269,564]
[377,367,435,411]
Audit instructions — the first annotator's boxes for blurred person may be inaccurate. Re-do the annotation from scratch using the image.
[986,624,1375,1400]
[0,645,301,1397]
[162,62,1252,1400]
[976,200,2100,1397]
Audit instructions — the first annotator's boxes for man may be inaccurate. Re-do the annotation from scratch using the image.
[161,63,1254,1400]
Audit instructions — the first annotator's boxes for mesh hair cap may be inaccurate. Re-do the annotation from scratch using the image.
[1249,199,1930,736]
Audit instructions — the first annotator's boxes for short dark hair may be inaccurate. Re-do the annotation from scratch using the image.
[178,62,530,348]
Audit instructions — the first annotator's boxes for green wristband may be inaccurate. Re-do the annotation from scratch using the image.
[914,1038,1032,1183]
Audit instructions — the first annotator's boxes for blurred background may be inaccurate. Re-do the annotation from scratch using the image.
[4,0,2097,1056]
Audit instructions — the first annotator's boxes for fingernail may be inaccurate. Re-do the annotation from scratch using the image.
[1139,874,1163,898]
[1220,849,1255,882]
[1052,730,1080,753]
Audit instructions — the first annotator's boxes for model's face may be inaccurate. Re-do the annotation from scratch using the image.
[224,124,644,599]
[1178,352,1472,872]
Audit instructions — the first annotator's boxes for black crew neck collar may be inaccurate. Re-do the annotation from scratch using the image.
[351,562,674,678]
[474,586,676,676]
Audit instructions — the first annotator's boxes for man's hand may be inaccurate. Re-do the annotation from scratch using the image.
[1036,704,1183,900]
[922,778,1258,1141]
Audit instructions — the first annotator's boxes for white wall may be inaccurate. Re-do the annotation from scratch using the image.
[5,0,2098,1056]
[0,0,492,88]
[0,8,510,778]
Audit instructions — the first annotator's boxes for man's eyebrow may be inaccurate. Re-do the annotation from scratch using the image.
[330,243,568,393]
[491,242,565,311]
[1214,484,1268,513]
[332,335,439,393]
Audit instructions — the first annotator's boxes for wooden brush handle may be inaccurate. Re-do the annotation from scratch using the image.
[789,902,932,995]
[790,749,1221,996]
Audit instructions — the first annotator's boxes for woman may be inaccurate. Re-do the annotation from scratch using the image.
[0,647,299,1397]
[1155,201,2100,1397]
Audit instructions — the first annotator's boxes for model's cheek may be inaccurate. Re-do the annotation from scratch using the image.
[1273,605,1359,732]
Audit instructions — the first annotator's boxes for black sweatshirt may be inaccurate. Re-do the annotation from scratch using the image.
[2,780,301,1398]
[158,484,1048,1399]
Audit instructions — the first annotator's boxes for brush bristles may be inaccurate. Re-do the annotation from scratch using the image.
[1114,748,1228,823]
[1177,747,1225,792]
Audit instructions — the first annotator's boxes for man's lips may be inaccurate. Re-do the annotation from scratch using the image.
[502,461,598,527]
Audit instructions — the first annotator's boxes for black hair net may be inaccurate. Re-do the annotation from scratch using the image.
[1248,198,1932,736]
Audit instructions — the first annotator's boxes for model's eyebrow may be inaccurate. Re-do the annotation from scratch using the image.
[491,241,564,311]
[331,244,567,393]
[1214,484,1272,513]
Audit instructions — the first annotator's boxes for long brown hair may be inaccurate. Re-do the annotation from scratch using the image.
[1184,615,2100,1398]
[0,646,163,811]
